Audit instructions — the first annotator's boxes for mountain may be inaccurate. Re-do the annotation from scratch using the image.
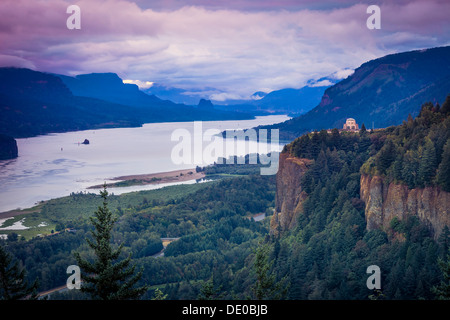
[143,80,332,116]
[214,84,332,116]
[262,46,450,140]
[143,84,206,105]
[254,85,332,115]
[0,68,253,138]
[0,67,139,138]
[57,73,173,108]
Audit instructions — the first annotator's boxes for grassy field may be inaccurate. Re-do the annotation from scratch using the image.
[0,181,216,240]
[0,162,258,240]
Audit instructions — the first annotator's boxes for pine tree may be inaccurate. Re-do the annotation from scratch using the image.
[402,150,419,189]
[376,139,396,174]
[432,247,450,300]
[197,275,222,300]
[251,242,287,300]
[360,123,367,134]
[418,138,437,187]
[441,95,450,115]
[437,139,450,192]
[74,185,149,300]
[152,288,168,300]
[0,243,39,300]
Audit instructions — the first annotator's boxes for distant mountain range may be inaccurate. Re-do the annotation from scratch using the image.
[3,45,449,141]
[261,45,450,140]
[0,68,252,138]
[145,79,334,117]
[214,83,334,116]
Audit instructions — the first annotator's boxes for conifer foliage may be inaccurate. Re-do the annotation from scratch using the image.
[0,244,39,300]
[74,185,148,300]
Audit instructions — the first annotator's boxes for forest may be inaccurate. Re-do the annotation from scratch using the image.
[1,97,450,300]
[275,95,450,299]
[0,174,277,299]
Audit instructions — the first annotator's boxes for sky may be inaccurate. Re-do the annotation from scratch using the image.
[0,0,449,100]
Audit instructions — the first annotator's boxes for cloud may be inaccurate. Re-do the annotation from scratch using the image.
[330,68,355,80]
[309,79,334,87]
[123,79,154,89]
[0,55,36,69]
[209,92,245,102]
[0,0,448,98]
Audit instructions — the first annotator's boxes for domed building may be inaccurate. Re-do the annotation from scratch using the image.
[343,118,359,131]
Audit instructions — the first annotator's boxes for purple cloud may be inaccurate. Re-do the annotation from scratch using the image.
[0,0,449,98]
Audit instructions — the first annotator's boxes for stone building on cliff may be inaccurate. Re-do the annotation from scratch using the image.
[342,118,359,131]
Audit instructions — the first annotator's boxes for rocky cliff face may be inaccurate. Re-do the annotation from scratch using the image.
[0,134,18,160]
[270,152,312,236]
[360,174,450,239]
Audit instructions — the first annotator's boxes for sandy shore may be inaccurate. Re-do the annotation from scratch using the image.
[0,205,44,221]
[0,169,205,219]
[87,168,206,189]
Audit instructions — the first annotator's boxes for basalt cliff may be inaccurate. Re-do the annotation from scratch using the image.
[270,152,312,236]
[271,152,450,239]
[360,174,450,239]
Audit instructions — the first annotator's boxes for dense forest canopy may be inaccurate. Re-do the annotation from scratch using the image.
[274,96,450,299]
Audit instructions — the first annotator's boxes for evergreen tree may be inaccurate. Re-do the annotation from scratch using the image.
[376,139,396,174]
[360,123,367,134]
[74,185,149,300]
[441,95,450,115]
[0,243,39,300]
[402,150,419,189]
[437,139,450,192]
[152,288,168,300]
[418,138,437,187]
[432,247,450,300]
[329,128,341,150]
[252,242,286,300]
[197,275,222,300]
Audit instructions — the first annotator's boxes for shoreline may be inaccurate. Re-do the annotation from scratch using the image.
[0,204,44,221]
[0,168,206,220]
[87,168,206,189]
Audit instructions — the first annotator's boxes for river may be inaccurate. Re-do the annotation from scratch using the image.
[0,115,289,212]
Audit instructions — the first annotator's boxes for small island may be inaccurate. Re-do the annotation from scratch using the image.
[0,134,18,160]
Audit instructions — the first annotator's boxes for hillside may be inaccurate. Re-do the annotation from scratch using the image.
[262,46,450,140]
[268,98,450,299]
[57,73,178,108]
[0,68,253,138]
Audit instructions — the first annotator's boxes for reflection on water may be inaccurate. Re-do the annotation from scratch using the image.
[0,115,289,212]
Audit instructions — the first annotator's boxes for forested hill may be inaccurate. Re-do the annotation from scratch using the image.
[267,97,450,299]
[261,45,450,140]
[0,68,253,138]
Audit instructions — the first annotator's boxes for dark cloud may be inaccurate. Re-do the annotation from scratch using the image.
[0,0,448,98]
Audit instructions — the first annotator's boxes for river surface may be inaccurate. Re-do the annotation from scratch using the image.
[0,115,289,212]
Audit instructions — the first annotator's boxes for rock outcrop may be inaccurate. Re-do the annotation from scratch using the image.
[360,174,450,239]
[271,152,450,239]
[270,152,313,236]
[0,134,18,160]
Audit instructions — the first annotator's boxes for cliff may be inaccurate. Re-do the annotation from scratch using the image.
[270,152,313,236]
[360,174,450,239]
[0,134,18,160]
[271,153,450,239]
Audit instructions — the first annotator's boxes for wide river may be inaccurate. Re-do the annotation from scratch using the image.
[0,115,289,213]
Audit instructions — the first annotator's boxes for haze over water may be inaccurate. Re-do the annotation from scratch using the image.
[0,115,289,213]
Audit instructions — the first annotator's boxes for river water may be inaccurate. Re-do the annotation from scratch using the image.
[0,115,289,212]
